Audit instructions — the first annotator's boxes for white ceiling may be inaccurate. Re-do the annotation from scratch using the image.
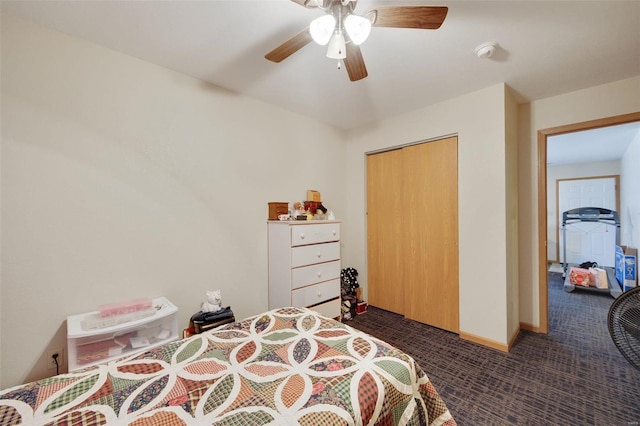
[547,121,640,166]
[0,0,640,165]
[2,0,639,133]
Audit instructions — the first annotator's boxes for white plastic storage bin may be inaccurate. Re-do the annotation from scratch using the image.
[67,296,179,371]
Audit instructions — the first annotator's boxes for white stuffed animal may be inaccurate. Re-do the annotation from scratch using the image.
[201,290,223,313]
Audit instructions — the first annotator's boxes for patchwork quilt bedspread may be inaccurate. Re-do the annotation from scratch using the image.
[0,307,456,425]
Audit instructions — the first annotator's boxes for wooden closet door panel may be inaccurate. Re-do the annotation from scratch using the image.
[366,149,405,314]
[403,137,459,332]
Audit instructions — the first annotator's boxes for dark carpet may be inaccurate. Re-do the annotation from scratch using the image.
[348,272,640,425]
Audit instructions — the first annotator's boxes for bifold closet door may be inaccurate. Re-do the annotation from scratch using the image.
[366,137,459,332]
[402,137,459,333]
[367,148,405,314]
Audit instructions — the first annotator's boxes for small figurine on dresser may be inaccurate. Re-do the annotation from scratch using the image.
[293,201,306,218]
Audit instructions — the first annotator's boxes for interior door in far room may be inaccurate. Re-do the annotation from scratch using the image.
[558,177,618,267]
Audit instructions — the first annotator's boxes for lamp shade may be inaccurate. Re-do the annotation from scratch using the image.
[326,31,346,59]
[310,14,336,45]
[344,14,371,45]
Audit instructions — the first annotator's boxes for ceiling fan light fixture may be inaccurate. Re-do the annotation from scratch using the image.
[309,14,336,45]
[326,31,346,59]
[266,3,449,82]
[344,14,371,45]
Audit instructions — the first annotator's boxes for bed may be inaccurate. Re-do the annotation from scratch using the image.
[0,307,456,425]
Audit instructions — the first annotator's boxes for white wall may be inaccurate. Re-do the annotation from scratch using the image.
[546,160,621,262]
[518,76,640,328]
[0,15,347,388]
[620,132,640,248]
[344,84,515,346]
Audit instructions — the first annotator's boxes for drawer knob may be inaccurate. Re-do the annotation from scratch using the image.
[316,252,322,258]
[317,292,322,298]
[332,230,336,235]
[317,272,322,278]
[300,233,305,239]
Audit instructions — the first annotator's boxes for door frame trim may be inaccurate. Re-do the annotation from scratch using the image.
[537,111,640,333]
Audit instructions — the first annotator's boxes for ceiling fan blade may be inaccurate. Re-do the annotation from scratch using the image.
[367,6,448,30]
[290,0,323,8]
[344,43,368,82]
[265,28,313,63]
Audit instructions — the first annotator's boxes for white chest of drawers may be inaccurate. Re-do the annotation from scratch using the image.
[268,220,341,318]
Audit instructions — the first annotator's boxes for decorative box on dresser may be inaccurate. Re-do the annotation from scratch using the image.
[268,220,341,319]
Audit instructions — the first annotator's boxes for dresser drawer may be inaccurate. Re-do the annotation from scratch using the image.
[291,279,340,307]
[292,260,340,289]
[308,298,341,319]
[291,223,340,247]
[291,242,340,268]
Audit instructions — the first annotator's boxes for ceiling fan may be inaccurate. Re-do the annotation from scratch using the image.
[265,0,448,82]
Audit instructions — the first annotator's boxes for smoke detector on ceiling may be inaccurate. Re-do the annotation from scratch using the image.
[475,42,498,59]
